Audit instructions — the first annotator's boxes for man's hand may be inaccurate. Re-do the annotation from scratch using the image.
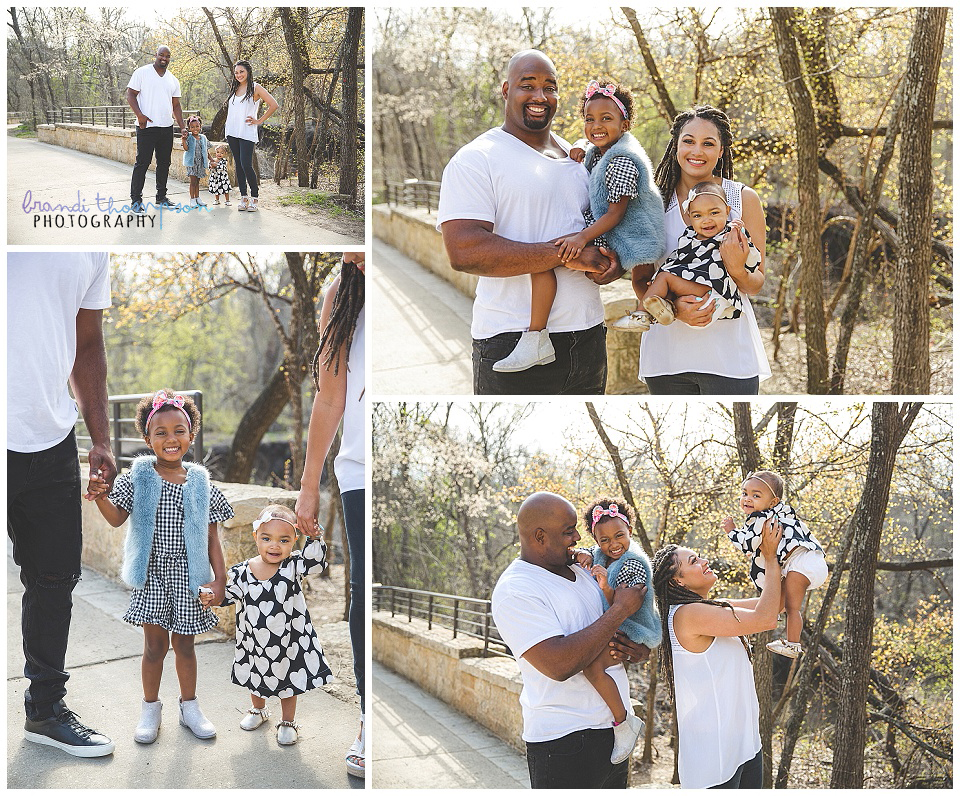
[673,293,715,327]
[608,631,651,664]
[137,114,151,129]
[87,443,117,492]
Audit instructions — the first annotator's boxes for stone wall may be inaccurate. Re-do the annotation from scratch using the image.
[37,123,236,188]
[80,464,327,636]
[373,612,525,750]
[373,203,647,394]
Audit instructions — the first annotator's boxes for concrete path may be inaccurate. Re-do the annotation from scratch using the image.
[372,660,528,789]
[6,544,362,789]
[371,238,473,395]
[7,134,361,246]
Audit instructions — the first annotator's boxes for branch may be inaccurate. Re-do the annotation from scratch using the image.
[836,558,952,572]
[621,7,677,122]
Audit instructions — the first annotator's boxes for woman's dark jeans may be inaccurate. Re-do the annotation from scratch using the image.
[341,488,364,714]
[526,728,628,789]
[7,431,83,720]
[709,749,763,788]
[645,371,760,395]
[227,135,259,198]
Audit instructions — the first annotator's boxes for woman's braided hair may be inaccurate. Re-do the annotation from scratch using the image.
[313,261,364,384]
[653,105,735,207]
[652,544,750,701]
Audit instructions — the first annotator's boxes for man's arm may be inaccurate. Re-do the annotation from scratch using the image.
[521,585,645,681]
[70,309,117,489]
[442,218,612,278]
[126,87,149,128]
[172,96,185,139]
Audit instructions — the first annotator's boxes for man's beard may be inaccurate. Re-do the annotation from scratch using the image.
[522,106,551,130]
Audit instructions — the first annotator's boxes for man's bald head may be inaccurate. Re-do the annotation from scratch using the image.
[505,49,556,82]
[517,492,580,572]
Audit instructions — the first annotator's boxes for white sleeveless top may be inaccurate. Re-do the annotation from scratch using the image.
[639,179,771,382]
[334,305,365,493]
[668,604,761,789]
[225,89,260,143]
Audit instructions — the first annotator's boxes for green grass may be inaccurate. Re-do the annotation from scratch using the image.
[278,190,360,219]
[11,124,36,138]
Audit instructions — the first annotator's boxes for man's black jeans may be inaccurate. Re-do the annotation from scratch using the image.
[8,431,83,720]
[130,124,174,204]
[473,323,607,395]
[526,728,628,789]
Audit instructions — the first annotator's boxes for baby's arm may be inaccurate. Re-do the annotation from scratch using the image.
[726,514,764,553]
[298,536,329,576]
[591,565,615,604]
[88,472,130,527]
[569,138,589,163]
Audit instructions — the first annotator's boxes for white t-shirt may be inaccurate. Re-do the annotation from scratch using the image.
[491,559,630,743]
[225,90,261,143]
[127,64,181,128]
[437,128,604,340]
[668,605,761,788]
[334,305,365,493]
[639,179,771,382]
[8,253,112,453]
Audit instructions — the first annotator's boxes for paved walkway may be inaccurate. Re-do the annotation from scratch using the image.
[7,133,361,246]
[372,660,528,789]
[6,544,361,789]
[371,238,473,395]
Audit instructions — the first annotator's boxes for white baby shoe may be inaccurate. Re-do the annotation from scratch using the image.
[492,330,556,372]
[240,707,270,731]
[179,697,216,739]
[277,720,299,746]
[611,713,645,764]
[134,699,162,744]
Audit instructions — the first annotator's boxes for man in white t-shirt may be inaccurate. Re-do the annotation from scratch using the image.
[491,492,648,788]
[438,50,623,395]
[8,253,117,758]
[126,45,186,212]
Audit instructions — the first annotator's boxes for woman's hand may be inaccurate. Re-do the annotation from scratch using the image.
[673,293,715,326]
[295,489,321,538]
[245,115,259,126]
[758,517,783,561]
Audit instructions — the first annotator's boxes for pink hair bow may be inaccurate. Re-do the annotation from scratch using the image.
[584,81,628,120]
[591,503,628,530]
[146,390,191,430]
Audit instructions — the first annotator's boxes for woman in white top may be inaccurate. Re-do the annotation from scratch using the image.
[294,253,366,778]
[224,59,279,212]
[636,106,770,394]
[651,519,782,789]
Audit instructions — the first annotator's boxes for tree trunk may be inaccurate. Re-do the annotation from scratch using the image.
[279,8,311,187]
[770,8,829,393]
[891,8,946,393]
[830,403,922,787]
[224,367,293,483]
[338,7,362,203]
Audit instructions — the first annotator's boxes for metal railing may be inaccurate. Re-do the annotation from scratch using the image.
[45,105,199,131]
[373,584,511,658]
[385,178,441,214]
[76,391,204,470]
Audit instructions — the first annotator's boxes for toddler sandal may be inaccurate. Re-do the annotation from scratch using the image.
[346,724,365,778]
[277,720,299,746]
[642,295,676,325]
[240,707,270,730]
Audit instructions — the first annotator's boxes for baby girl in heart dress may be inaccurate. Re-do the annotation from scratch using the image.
[224,505,333,745]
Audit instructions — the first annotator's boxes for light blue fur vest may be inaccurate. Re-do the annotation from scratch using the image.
[585,131,666,271]
[121,456,212,594]
[593,540,662,648]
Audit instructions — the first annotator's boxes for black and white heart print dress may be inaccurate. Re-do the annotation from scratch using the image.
[225,538,333,698]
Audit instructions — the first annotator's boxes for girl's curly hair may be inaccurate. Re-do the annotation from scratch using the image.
[583,497,634,535]
[135,389,201,436]
[579,79,634,121]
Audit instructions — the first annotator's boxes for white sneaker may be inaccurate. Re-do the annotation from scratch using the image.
[610,311,653,331]
[611,713,645,764]
[277,720,299,746]
[238,197,249,211]
[134,699,162,744]
[240,707,269,730]
[766,638,802,658]
[492,330,556,372]
[346,722,365,778]
[179,697,216,739]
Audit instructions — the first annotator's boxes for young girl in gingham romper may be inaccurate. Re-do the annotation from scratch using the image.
[88,390,232,745]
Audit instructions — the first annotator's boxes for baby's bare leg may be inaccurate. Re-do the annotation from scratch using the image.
[660,273,711,301]
[529,269,558,331]
[783,571,810,644]
[583,652,627,723]
[280,694,298,722]
[631,263,655,303]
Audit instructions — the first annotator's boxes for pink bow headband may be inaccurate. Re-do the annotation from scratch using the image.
[591,503,629,530]
[584,81,628,120]
[145,391,191,431]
